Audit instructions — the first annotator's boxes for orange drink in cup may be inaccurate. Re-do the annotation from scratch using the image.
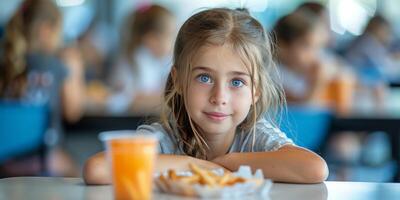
[100,131,158,200]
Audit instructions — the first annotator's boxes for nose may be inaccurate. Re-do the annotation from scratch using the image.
[209,82,228,106]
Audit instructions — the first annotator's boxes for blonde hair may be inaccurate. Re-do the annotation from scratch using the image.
[0,0,61,98]
[160,8,285,159]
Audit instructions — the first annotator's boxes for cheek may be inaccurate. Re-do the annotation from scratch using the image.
[232,89,253,111]
[187,82,209,107]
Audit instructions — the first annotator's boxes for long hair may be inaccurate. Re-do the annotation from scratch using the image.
[0,0,61,98]
[160,8,285,159]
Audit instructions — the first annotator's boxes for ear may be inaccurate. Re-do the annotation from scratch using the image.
[254,88,260,104]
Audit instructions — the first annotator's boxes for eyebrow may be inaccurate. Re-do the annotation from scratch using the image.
[192,66,250,77]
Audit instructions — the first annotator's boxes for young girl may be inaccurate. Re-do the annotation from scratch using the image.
[273,10,330,106]
[84,8,328,184]
[274,10,356,114]
[0,0,84,176]
[107,4,176,114]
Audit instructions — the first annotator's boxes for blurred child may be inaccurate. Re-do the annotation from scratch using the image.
[107,4,176,115]
[344,15,395,112]
[273,11,331,106]
[0,0,84,176]
[294,2,356,114]
[83,8,328,185]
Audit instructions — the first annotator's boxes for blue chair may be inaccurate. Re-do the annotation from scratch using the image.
[279,106,332,152]
[0,101,49,164]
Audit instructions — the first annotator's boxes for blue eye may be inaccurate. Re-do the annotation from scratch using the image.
[231,79,244,88]
[196,74,212,84]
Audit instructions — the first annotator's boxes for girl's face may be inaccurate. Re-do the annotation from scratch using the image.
[144,16,176,58]
[37,20,62,53]
[185,44,258,137]
[283,24,326,70]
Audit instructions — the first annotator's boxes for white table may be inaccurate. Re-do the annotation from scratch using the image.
[0,177,399,200]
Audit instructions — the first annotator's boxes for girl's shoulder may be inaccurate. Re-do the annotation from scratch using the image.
[236,118,294,152]
[136,122,181,154]
[137,122,167,136]
[254,118,288,138]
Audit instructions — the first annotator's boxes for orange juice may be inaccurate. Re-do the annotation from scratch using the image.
[102,133,157,200]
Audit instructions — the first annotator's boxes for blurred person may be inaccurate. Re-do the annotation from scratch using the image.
[272,11,331,107]
[344,15,395,112]
[0,0,84,177]
[295,2,330,47]
[294,2,356,115]
[107,4,176,115]
[296,5,394,181]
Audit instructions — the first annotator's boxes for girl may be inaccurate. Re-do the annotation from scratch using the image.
[344,15,393,112]
[107,4,176,115]
[273,10,330,106]
[0,0,84,176]
[84,8,328,184]
[0,0,84,122]
[292,3,356,114]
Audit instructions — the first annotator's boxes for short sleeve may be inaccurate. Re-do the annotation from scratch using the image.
[252,120,295,152]
[136,123,180,154]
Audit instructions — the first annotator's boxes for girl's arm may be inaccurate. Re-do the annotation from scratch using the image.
[83,152,225,185]
[212,145,329,184]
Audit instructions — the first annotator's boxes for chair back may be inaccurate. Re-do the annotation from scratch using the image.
[0,101,49,163]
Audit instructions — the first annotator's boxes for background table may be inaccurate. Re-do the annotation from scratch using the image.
[0,177,399,200]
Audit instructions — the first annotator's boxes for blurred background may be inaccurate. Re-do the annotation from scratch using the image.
[0,0,400,182]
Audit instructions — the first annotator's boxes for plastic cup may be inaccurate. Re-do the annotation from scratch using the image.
[99,131,158,200]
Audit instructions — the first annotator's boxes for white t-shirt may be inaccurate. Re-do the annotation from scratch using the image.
[135,119,294,154]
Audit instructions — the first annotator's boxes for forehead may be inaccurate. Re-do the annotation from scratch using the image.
[192,44,251,74]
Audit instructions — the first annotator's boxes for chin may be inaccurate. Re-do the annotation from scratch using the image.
[198,122,232,135]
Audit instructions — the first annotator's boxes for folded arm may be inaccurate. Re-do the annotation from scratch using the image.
[212,145,329,184]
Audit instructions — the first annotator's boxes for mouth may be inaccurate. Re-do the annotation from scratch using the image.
[203,112,230,121]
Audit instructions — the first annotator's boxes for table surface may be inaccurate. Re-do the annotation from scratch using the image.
[0,177,399,200]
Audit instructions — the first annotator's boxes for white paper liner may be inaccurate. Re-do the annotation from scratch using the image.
[154,166,273,198]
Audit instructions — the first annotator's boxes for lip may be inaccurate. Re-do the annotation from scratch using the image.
[204,112,230,121]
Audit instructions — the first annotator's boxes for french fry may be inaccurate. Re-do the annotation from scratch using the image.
[218,173,232,185]
[161,163,249,188]
[189,163,217,187]
[168,169,179,181]
[226,176,246,186]
[180,174,200,184]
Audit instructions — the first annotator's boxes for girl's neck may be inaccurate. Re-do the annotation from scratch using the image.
[202,128,236,160]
